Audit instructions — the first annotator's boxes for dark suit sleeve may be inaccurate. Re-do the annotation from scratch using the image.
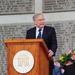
[26,30,33,39]
[43,26,57,56]
[26,28,36,39]
[26,30,29,39]
[50,27,57,55]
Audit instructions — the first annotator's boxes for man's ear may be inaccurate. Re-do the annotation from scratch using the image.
[34,21,37,25]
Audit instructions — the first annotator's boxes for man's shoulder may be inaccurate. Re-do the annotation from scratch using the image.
[27,27,36,31]
[44,26,55,30]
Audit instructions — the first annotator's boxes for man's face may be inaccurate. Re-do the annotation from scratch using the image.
[34,15,45,29]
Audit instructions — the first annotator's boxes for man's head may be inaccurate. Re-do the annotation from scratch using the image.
[33,13,45,29]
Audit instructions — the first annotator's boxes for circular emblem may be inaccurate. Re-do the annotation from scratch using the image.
[13,50,34,73]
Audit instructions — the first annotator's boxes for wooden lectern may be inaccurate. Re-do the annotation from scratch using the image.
[4,39,50,75]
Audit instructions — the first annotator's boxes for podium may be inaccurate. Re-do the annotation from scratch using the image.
[4,39,50,75]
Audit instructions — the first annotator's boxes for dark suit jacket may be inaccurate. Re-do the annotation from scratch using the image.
[26,26,57,55]
[26,26,57,75]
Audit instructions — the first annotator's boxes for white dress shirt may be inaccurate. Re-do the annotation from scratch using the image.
[36,27,44,38]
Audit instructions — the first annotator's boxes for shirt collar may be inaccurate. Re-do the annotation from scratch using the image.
[36,27,44,32]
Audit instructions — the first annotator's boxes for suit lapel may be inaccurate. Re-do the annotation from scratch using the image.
[42,26,48,39]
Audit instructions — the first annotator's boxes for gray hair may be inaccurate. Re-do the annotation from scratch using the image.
[33,13,43,21]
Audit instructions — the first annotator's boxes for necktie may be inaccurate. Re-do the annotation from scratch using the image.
[37,29,41,38]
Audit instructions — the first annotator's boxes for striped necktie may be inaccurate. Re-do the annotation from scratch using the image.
[37,29,41,38]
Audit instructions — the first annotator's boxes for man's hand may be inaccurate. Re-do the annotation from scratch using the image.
[48,50,54,57]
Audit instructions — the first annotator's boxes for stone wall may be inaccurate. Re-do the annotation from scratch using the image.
[0,20,75,75]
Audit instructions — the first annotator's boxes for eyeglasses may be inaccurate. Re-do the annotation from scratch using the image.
[36,19,45,21]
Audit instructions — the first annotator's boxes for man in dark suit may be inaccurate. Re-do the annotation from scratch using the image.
[26,13,57,75]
